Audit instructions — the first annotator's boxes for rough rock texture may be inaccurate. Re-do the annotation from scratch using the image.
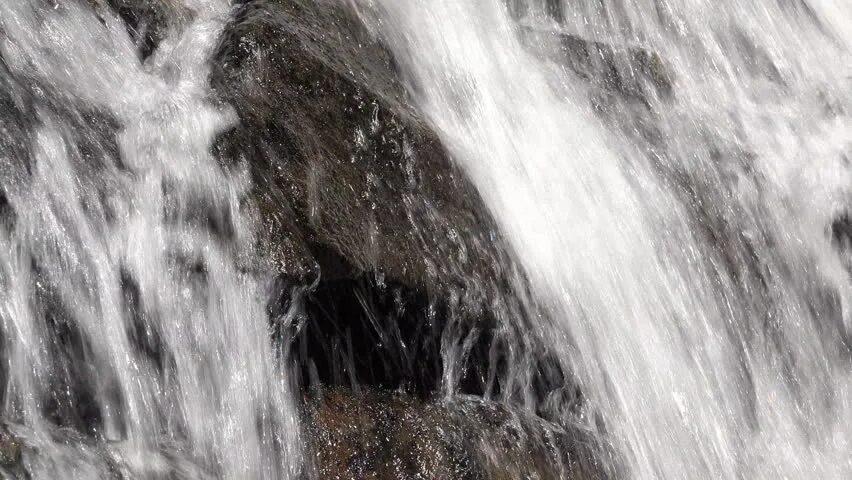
[305,388,606,480]
[0,425,23,478]
[0,56,32,173]
[520,27,673,107]
[205,0,539,401]
[211,0,508,296]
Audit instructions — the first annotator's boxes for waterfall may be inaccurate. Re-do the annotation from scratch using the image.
[361,0,852,478]
[0,1,299,478]
[1,0,850,478]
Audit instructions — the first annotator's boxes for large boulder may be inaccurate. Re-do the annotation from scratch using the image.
[209,0,534,400]
[211,0,508,297]
[519,26,673,106]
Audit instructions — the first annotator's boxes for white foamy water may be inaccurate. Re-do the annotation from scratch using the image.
[362,0,852,478]
[0,1,299,478]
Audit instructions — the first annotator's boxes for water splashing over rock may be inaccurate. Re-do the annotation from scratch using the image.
[0,1,300,477]
[359,0,852,478]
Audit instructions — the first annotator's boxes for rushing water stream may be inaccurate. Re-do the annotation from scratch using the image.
[361,0,852,478]
[0,1,299,477]
[1,0,851,478]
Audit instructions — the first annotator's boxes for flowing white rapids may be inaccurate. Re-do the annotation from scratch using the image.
[361,0,852,478]
[0,1,299,478]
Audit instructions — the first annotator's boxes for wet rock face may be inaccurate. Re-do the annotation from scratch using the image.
[0,425,23,476]
[831,212,852,281]
[0,57,32,171]
[0,1,595,476]
[519,28,673,106]
[305,388,607,480]
[210,0,544,404]
[211,0,506,295]
[100,0,192,59]
[306,389,482,479]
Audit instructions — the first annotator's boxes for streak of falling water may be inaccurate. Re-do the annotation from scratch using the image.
[360,0,852,478]
[0,1,299,478]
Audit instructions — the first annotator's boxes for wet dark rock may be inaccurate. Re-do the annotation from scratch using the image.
[305,388,607,480]
[519,27,674,106]
[0,426,22,468]
[97,0,193,59]
[209,0,544,401]
[831,212,852,249]
[831,211,852,276]
[211,0,507,294]
[279,257,483,397]
[278,253,584,420]
[0,54,35,181]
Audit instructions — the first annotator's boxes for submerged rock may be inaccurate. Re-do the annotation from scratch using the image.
[0,425,207,479]
[97,0,193,59]
[516,26,673,109]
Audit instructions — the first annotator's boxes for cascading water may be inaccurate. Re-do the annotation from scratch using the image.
[1,0,851,478]
[360,0,852,478]
[0,1,299,478]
